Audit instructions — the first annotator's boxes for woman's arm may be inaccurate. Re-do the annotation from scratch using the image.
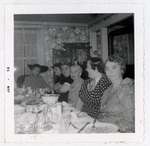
[118,81,135,132]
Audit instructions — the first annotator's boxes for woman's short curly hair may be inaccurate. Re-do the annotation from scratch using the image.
[53,63,61,69]
[107,54,126,75]
[88,57,105,73]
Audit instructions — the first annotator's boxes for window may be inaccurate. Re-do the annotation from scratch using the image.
[14,28,38,81]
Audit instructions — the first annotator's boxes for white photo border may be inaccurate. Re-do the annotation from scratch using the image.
[0,4,5,143]
[4,4,144,143]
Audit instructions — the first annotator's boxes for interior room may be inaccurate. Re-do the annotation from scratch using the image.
[14,13,134,83]
[14,13,135,134]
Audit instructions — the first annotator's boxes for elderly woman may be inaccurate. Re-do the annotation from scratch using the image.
[79,57,111,118]
[68,65,84,110]
[99,55,135,132]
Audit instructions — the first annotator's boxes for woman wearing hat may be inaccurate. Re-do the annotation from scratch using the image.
[24,64,49,89]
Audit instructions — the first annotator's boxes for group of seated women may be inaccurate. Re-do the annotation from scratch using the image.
[16,54,135,133]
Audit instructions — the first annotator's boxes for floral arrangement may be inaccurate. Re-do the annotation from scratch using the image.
[45,26,89,51]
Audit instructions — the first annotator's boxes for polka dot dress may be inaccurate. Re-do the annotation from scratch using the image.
[79,75,111,118]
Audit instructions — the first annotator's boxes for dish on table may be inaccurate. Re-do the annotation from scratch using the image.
[76,112,88,118]
[25,98,42,105]
[42,94,59,105]
[26,104,47,113]
[82,121,119,133]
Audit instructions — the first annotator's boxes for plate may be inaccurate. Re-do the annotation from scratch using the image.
[26,98,42,105]
[83,121,119,133]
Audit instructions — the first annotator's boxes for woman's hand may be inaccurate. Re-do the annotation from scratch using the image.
[54,83,61,92]
[60,82,71,93]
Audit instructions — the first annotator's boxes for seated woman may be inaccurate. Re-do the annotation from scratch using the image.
[16,74,29,88]
[24,64,50,89]
[53,63,64,93]
[79,57,111,118]
[99,55,135,132]
[68,65,84,110]
[56,63,73,102]
[53,63,63,84]
[78,61,89,80]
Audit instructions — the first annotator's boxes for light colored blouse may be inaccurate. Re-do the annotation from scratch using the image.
[68,78,83,110]
[99,78,135,132]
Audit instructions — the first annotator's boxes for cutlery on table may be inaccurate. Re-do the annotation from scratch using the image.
[92,119,96,128]
[70,122,78,129]
[77,122,90,133]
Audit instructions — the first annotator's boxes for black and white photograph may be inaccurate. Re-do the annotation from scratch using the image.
[2,2,145,143]
[14,13,135,134]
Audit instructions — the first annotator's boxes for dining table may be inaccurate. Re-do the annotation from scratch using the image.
[14,87,119,134]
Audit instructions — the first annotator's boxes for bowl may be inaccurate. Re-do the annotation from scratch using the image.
[42,94,59,105]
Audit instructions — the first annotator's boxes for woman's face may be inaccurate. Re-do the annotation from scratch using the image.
[32,67,40,76]
[105,61,122,81]
[61,65,70,77]
[54,67,61,76]
[71,66,81,80]
[86,61,95,79]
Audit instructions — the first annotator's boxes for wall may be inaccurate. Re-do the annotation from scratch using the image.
[43,24,89,66]
[14,21,89,87]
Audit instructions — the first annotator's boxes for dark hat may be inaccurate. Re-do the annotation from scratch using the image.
[27,64,49,73]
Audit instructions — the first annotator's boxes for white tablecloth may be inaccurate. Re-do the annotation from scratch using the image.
[15,102,119,134]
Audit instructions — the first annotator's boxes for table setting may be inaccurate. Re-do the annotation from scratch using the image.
[14,87,119,134]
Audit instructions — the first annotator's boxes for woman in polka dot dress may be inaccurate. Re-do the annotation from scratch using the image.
[79,57,111,118]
